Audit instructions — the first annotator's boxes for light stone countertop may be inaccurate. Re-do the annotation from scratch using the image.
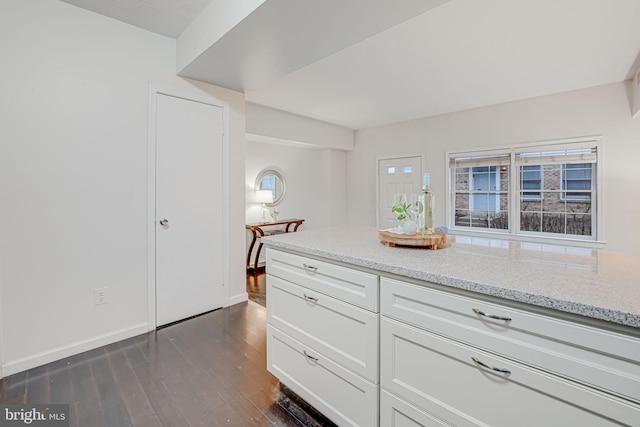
[261,225,640,329]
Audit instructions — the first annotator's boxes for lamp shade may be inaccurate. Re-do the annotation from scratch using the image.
[255,190,273,204]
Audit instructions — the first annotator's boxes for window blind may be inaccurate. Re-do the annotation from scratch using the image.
[515,146,597,166]
[449,153,510,168]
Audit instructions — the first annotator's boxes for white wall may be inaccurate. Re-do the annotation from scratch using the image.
[0,0,246,375]
[630,72,640,117]
[348,82,640,255]
[245,142,347,228]
[176,0,266,71]
[246,102,354,150]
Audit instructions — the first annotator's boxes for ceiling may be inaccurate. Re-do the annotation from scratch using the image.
[60,0,212,38]
[61,0,640,130]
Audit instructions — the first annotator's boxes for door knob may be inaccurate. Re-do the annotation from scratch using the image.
[159,218,169,226]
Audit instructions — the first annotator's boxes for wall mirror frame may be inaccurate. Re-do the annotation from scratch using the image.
[255,169,286,207]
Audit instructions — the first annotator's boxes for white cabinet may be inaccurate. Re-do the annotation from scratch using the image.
[265,248,640,427]
[267,327,378,427]
[381,277,640,402]
[380,277,640,427]
[267,249,378,310]
[266,249,379,426]
[268,275,378,382]
[380,390,459,427]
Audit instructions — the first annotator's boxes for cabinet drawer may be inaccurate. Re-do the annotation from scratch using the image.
[267,249,378,311]
[380,318,639,427]
[267,326,378,427]
[381,277,640,403]
[381,389,475,427]
[267,275,378,382]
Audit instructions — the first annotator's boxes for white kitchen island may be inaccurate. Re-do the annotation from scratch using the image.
[262,225,640,427]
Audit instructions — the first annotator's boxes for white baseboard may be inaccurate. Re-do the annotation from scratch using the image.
[1,323,148,377]
[228,291,248,306]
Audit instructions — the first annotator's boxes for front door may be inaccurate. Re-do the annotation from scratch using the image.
[155,93,224,327]
[378,156,422,229]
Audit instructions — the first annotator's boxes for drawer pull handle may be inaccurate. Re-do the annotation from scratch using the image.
[303,294,318,303]
[472,357,511,374]
[303,350,318,362]
[472,308,512,322]
[303,263,318,271]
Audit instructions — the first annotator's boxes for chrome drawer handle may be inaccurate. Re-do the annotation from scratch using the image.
[303,294,318,303]
[472,357,511,375]
[303,350,318,362]
[303,263,318,271]
[472,308,512,322]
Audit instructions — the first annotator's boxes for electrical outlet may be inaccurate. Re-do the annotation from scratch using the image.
[94,287,108,305]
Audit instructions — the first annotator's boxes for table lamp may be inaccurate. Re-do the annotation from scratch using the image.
[255,190,273,223]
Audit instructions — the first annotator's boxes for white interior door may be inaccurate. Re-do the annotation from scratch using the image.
[155,93,224,327]
[378,156,422,229]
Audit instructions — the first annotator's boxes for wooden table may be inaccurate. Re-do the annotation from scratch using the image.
[246,219,305,273]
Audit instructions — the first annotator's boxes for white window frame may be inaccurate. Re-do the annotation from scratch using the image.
[447,136,603,247]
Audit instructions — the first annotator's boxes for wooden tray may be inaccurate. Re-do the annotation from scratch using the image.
[378,230,446,250]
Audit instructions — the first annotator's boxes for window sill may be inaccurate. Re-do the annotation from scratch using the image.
[448,228,606,249]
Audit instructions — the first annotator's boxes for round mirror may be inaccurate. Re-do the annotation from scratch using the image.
[255,169,286,206]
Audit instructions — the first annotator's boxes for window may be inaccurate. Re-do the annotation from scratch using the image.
[448,139,599,241]
[562,163,592,201]
[520,165,542,199]
[451,154,510,231]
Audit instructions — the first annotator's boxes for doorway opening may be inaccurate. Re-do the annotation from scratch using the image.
[246,272,266,307]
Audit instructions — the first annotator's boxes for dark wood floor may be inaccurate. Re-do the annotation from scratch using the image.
[247,271,267,307]
[0,296,316,426]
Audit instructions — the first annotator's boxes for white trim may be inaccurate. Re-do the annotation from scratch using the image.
[229,291,249,306]
[220,95,231,309]
[147,86,157,331]
[1,323,148,377]
[375,154,424,229]
[147,84,231,331]
[449,228,606,249]
[0,260,4,379]
[596,137,604,243]
[510,150,517,233]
